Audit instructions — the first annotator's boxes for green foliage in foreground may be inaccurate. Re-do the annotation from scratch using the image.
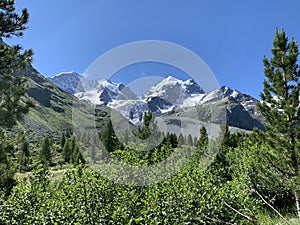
[3,127,300,224]
[0,161,259,225]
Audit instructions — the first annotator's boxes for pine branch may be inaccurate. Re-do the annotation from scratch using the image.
[266,153,294,177]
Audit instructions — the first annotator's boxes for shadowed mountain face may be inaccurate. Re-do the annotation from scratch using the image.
[49,73,265,131]
[219,86,265,130]
[12,65,92,141]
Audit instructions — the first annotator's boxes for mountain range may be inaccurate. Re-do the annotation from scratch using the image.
[5,59,266,142]
[48,72,265,132]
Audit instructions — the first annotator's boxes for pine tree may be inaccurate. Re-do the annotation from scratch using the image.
[138,110,152,139]
[0,0,34,128]
[257,28,300,218]
[100,119,120,152]
[70,136,76,150]
[0,1,34,195]
[65,127,73,138]
[70,144,85,165]
[197,126,208,149]
[39,136,52,165]
[166,133,178,148]
[196,126,208,156]
[62,140,72,163]
[18,130,30,157]
[18,137,31,172]
[211,123,234,181]
[192,126,209,162]
[21,139,30,157]
[143,110,152,127]
[60,133,66,148]
[101,119,114,152]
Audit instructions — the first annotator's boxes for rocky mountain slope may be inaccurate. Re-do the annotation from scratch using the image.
[13,66,93,141]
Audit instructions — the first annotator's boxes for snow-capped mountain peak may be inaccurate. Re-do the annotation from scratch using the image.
[50,71,80,79]
[144,75,204,102]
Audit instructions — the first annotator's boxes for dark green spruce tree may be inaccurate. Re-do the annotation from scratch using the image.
[197,126,208,149]
[100,119,122,153]
[60,133,66,148]
[194,126,208,159]
[257,28,300,219]
[21,139,30,157]
[39,136,52,165]
[210,123,234,181]
[138,110,152,139]
[62,139,72,163]
[70,144,85,165]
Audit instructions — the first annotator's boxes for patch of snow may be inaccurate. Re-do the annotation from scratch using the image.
[181,94,205,107]
[159,105,175,114]
[75,89,103,105]
[230,89,239,98]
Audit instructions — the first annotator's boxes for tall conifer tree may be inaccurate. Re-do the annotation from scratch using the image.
[39,136,52,165]
[257,28,300,218]
[0,0,33,195]
[101,119,119,152]
[197,126,208,149]
[0,0,34,128]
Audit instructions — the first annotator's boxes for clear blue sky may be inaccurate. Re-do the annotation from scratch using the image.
[6,0,300,99]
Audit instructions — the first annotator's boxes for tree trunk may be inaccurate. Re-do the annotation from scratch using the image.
[296,192,300,220]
